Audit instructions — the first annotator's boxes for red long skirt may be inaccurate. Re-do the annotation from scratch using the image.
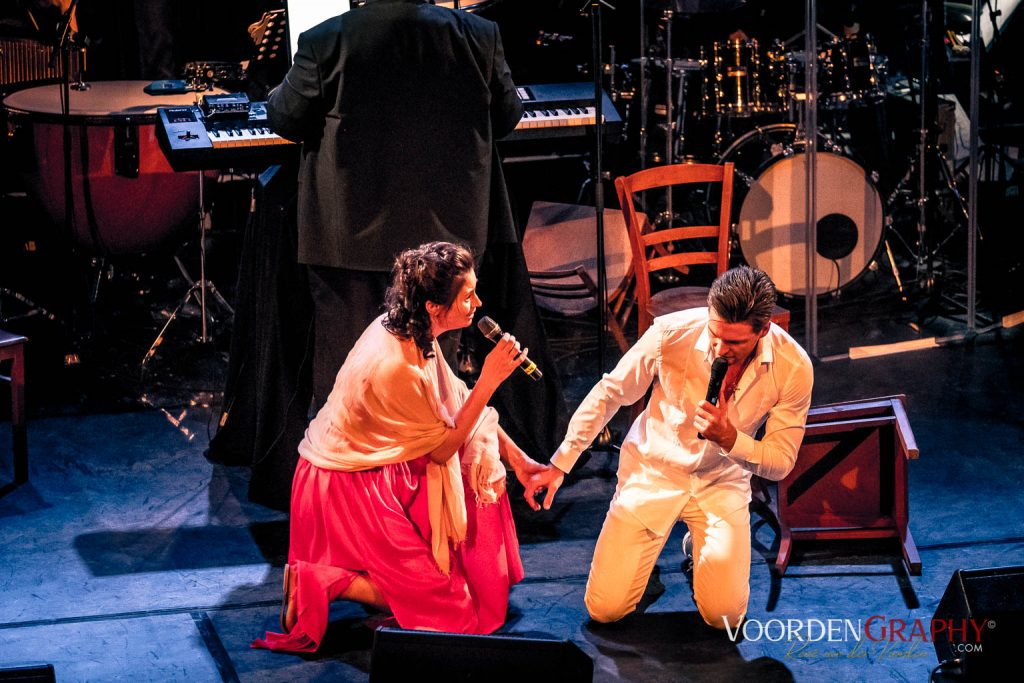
[252,456,524,652]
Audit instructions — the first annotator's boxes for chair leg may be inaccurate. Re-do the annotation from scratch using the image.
[11,352,26,485]
[8,346,27,484]
[775,530,793,576]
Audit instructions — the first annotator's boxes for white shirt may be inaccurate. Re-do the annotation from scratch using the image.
[551,308,814,535]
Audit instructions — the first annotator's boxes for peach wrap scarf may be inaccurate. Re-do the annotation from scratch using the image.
[297,316,504,574]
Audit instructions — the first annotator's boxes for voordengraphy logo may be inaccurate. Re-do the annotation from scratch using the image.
[723,618,864,643]
[724,616,993,658]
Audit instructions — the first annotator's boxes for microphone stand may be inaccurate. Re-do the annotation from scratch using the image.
[55,0,81,251]
[581,0,615,375]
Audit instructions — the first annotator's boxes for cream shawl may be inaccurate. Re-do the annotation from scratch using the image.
[297,316,504,574]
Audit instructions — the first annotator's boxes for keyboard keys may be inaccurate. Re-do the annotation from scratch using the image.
[207,125,291,148]
[515,105,602,130]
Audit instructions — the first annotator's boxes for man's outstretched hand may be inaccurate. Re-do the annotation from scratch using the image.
[523,465,566,511]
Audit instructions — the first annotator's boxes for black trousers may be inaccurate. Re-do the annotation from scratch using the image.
[307,266,460,408]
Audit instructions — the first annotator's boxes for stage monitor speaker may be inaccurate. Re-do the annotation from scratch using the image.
[933,566,1024,680]
[0,664,56,682]
[370,627,593,682]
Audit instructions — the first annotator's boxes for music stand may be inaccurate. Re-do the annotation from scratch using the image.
[249,9,288,70]
[246,9,289,100]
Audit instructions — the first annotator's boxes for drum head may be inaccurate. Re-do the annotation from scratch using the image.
[736,151,883,296]
[2,81,206,123]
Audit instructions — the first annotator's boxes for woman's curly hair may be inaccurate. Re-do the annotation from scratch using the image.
[382,241,475,358]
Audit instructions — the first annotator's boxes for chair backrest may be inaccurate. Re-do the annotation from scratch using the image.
[528,265,600,313]
[614,162,734,329]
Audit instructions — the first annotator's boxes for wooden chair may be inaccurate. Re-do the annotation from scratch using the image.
[773,395,921,576]
[0,328,28,493]
[616,163,791,496]
[614,162,790,335]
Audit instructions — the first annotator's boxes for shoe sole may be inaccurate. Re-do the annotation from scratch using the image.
[279,564,293,633]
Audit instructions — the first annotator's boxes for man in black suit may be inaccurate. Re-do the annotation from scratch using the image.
[267,0,524,405]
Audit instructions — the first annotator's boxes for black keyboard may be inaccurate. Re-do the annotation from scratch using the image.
[155,101,297,171]
[503,82,623,142]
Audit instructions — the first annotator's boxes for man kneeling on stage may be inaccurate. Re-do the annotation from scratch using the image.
[527,266,813,629]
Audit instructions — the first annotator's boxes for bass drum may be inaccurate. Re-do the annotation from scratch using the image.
[720,123,884,296]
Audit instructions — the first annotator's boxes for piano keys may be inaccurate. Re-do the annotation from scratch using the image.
[504,82,622,142]
[156,82,624,171]
[155,101,297,172]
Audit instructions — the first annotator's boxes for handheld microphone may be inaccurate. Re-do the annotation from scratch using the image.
[477,316,543,381]
[697,357,728,440]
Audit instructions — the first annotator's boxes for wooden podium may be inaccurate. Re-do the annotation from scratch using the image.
[774,395,921,576]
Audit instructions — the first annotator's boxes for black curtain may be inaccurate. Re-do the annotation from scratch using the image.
[206,163,313,512]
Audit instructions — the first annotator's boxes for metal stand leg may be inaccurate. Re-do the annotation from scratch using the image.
[885,142,972,290]
[0,289,59,325]
[140,172,233,368]
[884,239,906,300]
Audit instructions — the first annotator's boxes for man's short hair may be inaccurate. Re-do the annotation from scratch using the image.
[707,266,777,332]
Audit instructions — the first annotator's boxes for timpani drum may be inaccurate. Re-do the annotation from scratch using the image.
[3,81,209,254]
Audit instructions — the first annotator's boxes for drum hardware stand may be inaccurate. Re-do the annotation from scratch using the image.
[635,2,692,287]
[883,2,975,300]
[0,288,59,326]
[875,153,949,303]
[0,185,60,325]
[781,24,837,50]
[636,4,682,169]
[883,132,978,309]
[141,172,233,368]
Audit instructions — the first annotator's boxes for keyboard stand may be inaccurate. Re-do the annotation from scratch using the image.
[141,171,234,367]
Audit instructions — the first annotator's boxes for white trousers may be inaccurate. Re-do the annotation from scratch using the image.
[584,495,751,629]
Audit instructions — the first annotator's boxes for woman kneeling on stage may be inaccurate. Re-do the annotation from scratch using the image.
[253,241,542,652]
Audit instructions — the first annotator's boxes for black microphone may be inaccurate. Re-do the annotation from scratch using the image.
[697,357,728,440]
[477,316,543,381]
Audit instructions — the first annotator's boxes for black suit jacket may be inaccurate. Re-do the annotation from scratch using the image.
[267,0,523,270]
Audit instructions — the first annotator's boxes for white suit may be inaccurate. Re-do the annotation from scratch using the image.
[552,308,813,627]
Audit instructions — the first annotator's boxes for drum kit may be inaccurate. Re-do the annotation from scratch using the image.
[698,33,887,119]
[620,3,906,300]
